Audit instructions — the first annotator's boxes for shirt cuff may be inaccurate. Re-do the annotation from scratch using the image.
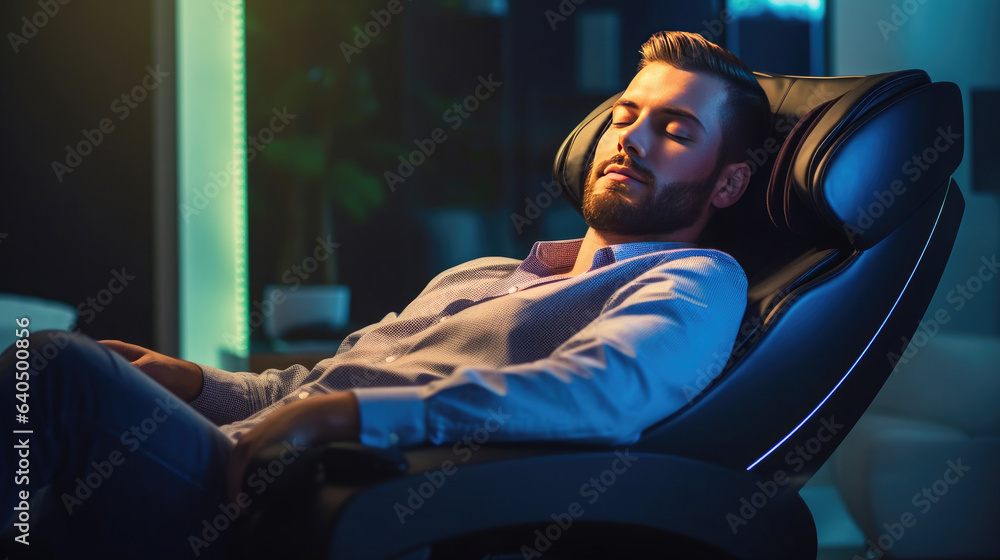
[351,385,427,448]
[188,364,258,426]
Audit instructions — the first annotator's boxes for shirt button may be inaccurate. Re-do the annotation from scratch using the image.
[385,355,396,363]
[297,391,309,399]
[439,316,448,323]
[507,286,518,294]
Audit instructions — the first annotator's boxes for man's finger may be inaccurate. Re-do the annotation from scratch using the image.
[97,339,148,361]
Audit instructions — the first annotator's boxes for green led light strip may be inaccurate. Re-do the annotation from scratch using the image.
[177,0,248,366]
[232,1,249,358]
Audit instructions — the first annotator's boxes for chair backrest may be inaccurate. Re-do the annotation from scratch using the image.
[552,70,965,486]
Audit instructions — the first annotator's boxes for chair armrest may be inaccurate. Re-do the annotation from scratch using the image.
[235,443,817,560]
[242,441,409,488]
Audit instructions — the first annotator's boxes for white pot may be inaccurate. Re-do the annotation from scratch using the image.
[262,284,350,340]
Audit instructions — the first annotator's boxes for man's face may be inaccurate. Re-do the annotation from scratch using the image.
[583,62,731,236]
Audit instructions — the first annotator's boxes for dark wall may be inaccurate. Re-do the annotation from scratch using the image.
[0,0,726,346]
[0,0,156,346]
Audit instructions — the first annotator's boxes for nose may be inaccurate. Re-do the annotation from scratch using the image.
[617,119,648,159]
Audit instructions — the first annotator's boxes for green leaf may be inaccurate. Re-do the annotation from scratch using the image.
[327,161,385,222]
[261,137,326,177]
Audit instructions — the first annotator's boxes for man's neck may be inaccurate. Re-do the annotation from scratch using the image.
[567,228,693,276]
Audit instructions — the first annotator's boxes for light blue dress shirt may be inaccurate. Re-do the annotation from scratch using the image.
[190,239,748,449]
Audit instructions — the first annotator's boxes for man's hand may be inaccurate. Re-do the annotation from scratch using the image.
[227,392,360,502]
[98,340,204,402]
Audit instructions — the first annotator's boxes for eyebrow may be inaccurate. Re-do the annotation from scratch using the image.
[612,98,707,134]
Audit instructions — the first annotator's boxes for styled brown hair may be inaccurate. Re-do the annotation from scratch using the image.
[638,31,771,167]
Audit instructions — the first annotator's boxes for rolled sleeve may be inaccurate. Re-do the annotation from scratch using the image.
[351,385,427,448]
[188,365,269,426]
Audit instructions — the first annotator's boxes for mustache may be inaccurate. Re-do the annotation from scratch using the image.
[597,154,654,183]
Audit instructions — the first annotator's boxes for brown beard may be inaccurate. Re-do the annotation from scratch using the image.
[582,154,719,236]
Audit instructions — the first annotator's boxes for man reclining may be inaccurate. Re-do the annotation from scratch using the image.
[1,30,770,558]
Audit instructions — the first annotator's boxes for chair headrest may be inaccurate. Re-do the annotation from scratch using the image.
[552,70,965,252]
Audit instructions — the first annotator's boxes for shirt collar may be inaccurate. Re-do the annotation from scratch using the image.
[519,239,581,275]
[521,239,695,275]
[604,240,695,264]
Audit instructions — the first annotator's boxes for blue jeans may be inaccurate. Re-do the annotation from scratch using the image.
[1,331,234,559]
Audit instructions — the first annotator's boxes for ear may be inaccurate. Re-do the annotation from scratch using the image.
[710,161,751,209]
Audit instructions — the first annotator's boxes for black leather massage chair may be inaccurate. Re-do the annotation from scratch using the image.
[233,68,966,560]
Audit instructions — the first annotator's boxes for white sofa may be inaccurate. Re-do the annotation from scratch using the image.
[832,332,1000,558]
[0,293,77,350]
